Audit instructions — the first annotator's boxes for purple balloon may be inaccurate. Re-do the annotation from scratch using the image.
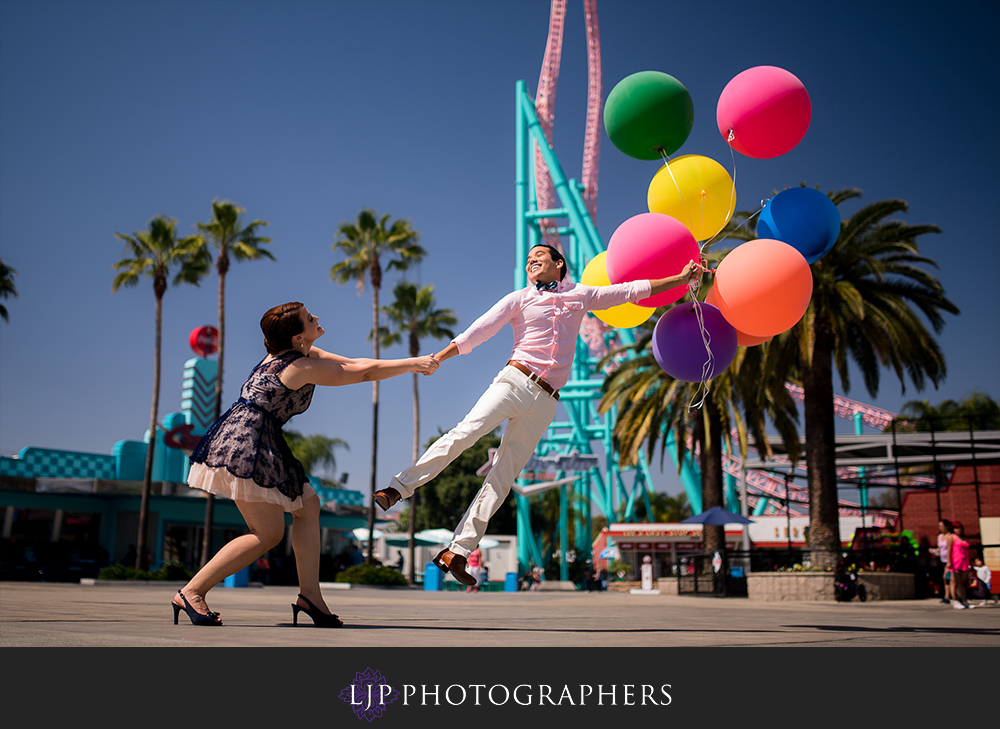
[652,303,738,382]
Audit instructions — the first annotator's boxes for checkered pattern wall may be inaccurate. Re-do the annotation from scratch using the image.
[0,447,116,479]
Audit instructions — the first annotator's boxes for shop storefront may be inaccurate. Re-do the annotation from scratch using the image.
[593,523,744,580]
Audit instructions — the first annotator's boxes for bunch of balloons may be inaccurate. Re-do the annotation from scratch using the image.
[584,65,839,384]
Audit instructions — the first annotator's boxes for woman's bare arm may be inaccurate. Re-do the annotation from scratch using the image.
[280,352,438,389]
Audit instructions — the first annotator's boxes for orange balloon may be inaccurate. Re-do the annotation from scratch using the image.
[736,329,773,347]
[705,285,772,346]
[714,239,812,338]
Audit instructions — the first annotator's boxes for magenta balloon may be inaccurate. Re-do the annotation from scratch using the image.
[652,303,738,382]
[606,213,700,307]
[716,66,811,159]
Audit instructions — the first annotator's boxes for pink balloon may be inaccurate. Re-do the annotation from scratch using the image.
[717,66,811,159]
[606,213,700,307]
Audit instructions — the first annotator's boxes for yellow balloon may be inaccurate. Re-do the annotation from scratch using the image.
[647,154,736,241]
[580,252,656,328]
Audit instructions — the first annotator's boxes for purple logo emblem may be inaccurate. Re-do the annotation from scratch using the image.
[339,667,400,721]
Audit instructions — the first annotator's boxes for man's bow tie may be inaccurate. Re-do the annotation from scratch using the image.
[535,280,558,292]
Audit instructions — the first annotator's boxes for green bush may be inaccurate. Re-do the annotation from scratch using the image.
[158,561,195,580]
[98,561,194,581]
[335,563,409,586]
[607,559,633,580]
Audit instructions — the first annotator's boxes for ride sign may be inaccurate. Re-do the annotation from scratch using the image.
[189,326,219,357]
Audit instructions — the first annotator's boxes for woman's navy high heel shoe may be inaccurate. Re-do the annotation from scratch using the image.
[172,590,223,626]
[291,594,342,627]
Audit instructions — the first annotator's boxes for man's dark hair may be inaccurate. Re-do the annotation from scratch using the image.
[529,244,568,280]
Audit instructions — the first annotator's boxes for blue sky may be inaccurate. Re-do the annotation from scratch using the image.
[1,0,997,505]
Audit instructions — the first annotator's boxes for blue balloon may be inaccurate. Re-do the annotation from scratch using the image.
[652,303,737,382]
[757,187,841,264]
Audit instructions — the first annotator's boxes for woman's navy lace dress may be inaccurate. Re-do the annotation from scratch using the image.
[187,351,316,512]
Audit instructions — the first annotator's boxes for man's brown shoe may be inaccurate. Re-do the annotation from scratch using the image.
[373,487,402,512]
[433,548,477,586]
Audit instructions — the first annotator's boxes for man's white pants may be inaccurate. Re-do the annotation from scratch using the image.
[390,364,558,557]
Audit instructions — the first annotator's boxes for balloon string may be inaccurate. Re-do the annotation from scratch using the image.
[699,139,750,254]
[658,150,698,235]
[686,295,714,411]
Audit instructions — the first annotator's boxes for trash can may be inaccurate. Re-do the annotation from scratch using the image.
[424,562,443,591]
[223,566,249,588]
[504,571,518,592]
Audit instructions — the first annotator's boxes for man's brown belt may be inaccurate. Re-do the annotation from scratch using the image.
[506,360,560,400]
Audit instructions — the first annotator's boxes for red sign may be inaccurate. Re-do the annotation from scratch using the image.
[190,326,219,357]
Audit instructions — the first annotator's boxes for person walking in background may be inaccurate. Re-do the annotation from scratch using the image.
[949,521,974,610]
[930,519,954,605]
[529,565,543,592]
[372,244,697,585]
[465,546,483,593]
[254,554,271,585]
[171,302,438,627]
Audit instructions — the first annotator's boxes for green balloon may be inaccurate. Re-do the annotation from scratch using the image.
[604,71,694,160]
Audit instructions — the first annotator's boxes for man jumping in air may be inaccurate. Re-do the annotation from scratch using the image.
[375,244,697,584]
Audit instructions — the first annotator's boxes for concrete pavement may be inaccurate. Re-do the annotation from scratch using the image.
[1,580,998,647]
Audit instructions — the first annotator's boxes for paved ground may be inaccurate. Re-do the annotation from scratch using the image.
[1,580,998,647]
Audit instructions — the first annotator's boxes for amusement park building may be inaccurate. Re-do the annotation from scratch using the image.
[0,353,370,582]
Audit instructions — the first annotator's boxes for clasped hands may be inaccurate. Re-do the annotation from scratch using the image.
[413,353,441,376]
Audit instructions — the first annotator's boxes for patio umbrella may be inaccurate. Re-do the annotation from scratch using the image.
[350,527,384,541]
[681,506,755,526]
[383,533,441,547]
[415,528,456,545]
[413,529,501,550]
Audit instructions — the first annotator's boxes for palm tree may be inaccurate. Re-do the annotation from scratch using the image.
[885,393,998,496]
[0,258,17,322]
[895,392,1000,432]
[195,199,273,567]
[631,491,693,523]
[377,281,456,581]
[112,215,209,570]
[599,319,797,557]
[284,429,350,484]
[331,209,426,564]
[731,187,960,566]
[598,231,800,558]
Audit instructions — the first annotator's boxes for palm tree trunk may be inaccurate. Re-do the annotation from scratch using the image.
[367,285,380,565]
[214,267,226,422]
[803,327,840,568]
[408,360,420,583]
[412,371,419,463]
[201,267,226,568]
[700,401,725,556]
[137,292,163,571]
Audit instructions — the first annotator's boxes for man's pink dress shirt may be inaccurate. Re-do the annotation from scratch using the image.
[452,279,653,390]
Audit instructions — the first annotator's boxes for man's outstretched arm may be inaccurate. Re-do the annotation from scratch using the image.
[648,260,699,296]
[434,341,460,363]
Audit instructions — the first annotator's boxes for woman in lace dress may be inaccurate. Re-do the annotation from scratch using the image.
[171,302,438,627]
